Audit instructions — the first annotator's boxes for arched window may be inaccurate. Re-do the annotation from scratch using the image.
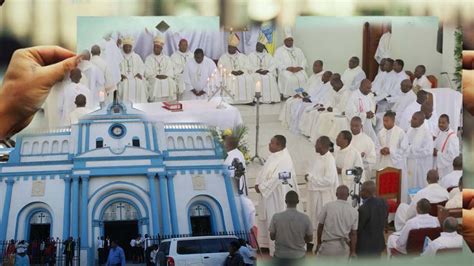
[176,137,185,149]
[51,141,59,153]
[190,204,211,217]
[186,136,195,149]
[22,142,31,154]
[61,140,69,153]
[30,211,52,224]
[103,202,138,221]
[132,137,140,147]
[31,142,40,154]
[96,137,104,149]
[196,136,204,149]
[41,141,49,154]
[204,136,213,149]
[167,137,175,150]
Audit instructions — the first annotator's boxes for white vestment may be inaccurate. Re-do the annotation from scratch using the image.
[345,90,377,143]
[274,45,308,97]
[100,37,123,86]
[91,55,116,94]
[118,52,147,103]
[78,60,105,108]
[218,52,254,104]
[68,107,92,125]
[298,73,325,136]
[372,71,388,100]
[341,66,366,92]
[306,151,338,242]
[255,148,300,255]
[374,32,391,63]
[421,232,463,256]
[413,75,432,90]
[248,51,280,103]
[440,170,462,189]
[59,82,92,126]
[351,132,377,179]
[387,214,440,256]
[385,70,410,104]
[394,183,449,231]
[170,50,193,96]
[398,101,421,132]
[183,56,217,100]
[434,129,460,178]
[375,89,416,132]
[376,125,409,202]
[145,53,177,102]
[334,145,365,188]
[406,124,434,189]
[446,188,462,208]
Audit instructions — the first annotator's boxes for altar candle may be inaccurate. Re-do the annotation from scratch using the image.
[255,81,262,93]
[99,91,105,102]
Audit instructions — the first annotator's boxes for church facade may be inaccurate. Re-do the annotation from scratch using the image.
[0,102,245,264]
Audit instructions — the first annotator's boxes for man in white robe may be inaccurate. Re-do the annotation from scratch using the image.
[59,69,92,125]
[440,156,462,189]
[421,217,463,256]
[374,31,391,64]
[78,50,105,109]
[341,56,366,92]
[373,58,394,102]
[376,111,409,202]
[413,65,432,92]
[183,48,217,100]
[384,59,409,105]
[334,130,365,193]
[305,136,338,246]
[255,135,300,256]
[90,45,116,103]
[100,32,123,91]
[274,28,308,98]
[170,39,193,98]
[406,111,434,189]
[279,60,323,131]
[248,36,280,103]
[345,79,377,143]
[371,58,388,99]
[118,37,147,103]
[218,33,254,104]
[349,117,376,180]
[398,90,429,131]
[421,102,439,137]
[68,94,92,125]
[394,170,449,231]
[145,35,177,102]
[434,115,460,177]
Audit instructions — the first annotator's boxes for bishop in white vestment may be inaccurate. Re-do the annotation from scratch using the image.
[350,117,377,179]
[218,33,254,104]
[118,37,147,103]
[274,29,308,97]
[145,36,177,102]
[183,49,217,100]
[434,115,460,178]
[170,39,193,98]
[255,136,300,256]
[341,56,366,92]
[406,111,434,189]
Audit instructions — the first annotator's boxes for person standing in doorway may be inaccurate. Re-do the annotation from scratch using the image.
[106,240,126,266]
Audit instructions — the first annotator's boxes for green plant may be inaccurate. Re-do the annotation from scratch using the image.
[453,26,462,92]
[210,125,251,163]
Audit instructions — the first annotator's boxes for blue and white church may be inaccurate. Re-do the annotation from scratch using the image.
[0,101,246,264]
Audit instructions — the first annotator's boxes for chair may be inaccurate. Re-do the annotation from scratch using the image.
[390,227,442,256]
[436,248,463,254]
[429,201,447,217]
[437,206,462,232]
[376,167,402,214]
[427,75,438,88]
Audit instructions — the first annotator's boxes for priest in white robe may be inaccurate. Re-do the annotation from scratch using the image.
[350,117,377,179]
[90,45,116,103]
[145,35,177,102]
[78,50,105,109]
[413,65,432,92]
[345,79,377,143]
[398,90,429,131]
[373,58,394,102]
[118,37,147,103]
[374,31,391,64]
[170,39,193,98]
[406,111,434,189]
[334,130,366,191]
[372,58,388,98]
[421,102,439,138]
[305,136,338,245]
[279,60,323,131]
[68,94,92,125]
[376,111,409,203]
[248,34,280,103]
[341,56,366,92]
[100,32,123,99]
[59,69,92,125]
[274,28,308,98]
[384,59,410,105]
[255,135,300,256]
[218,33,254,104]
[183,48,217,100]
[440,156,462,189]
[434,114,460,178]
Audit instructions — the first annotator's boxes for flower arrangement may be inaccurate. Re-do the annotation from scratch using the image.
[210,124,251,163]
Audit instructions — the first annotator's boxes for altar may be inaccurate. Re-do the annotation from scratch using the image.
[134,98,243,129]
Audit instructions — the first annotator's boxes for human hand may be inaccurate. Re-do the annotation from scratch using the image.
[366,111,374,119]
[0,46,80,139]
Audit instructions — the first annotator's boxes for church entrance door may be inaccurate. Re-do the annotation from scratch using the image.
[104,220,139,261]
[189,203,213,235]
[29,211,52,241]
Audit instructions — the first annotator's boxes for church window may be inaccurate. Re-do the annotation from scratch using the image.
[132,137,140,147]
[96,137,104,148]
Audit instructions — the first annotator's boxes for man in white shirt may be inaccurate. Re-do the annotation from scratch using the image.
[385,59,409,105]
[434,115,460,178]
[68,94,92,125]
[224,136,247,195]
[398,90,429,131]
[421,102,439,137]
[394,170,449,231]
[374,58,394,101]
[440,156,462,189]
[406,111,434,189]
[345,79,377,143]
[334,130,365,190]
[446,177,462,209]
[274,28,308,98]
[371,58,388,98]
[183,48,217,100]
[78,50,105,109]
[349,117,376,179]
[170,39,192,98]
[387,198,440,256]
[90,45,116,102]
[413,65,432,92]
[341,56,366,92]
[305,136,339,246]
[421,217,462,256]
[59,68,92,126]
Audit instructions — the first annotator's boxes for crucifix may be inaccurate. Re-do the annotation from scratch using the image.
[116,203,126,220]
[38,212,46,224]
[195,205,204,216]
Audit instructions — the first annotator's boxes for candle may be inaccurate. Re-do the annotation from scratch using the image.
[99,91,105,102]
[255,81,262,93]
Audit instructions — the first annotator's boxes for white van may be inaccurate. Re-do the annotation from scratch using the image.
[156,235,238,266]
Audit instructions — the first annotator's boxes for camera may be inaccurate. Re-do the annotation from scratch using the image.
[346,166,363,183]
[278,171,293,188]
[230,158,246,178]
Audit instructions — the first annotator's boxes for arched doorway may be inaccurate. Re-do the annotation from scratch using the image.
[189,203,213,235]
[102,201,139,261]
[28,210,52,241]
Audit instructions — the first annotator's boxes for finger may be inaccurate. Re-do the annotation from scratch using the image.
[463,51,474,70]
[36,56,81,88]
[27,46,77,66]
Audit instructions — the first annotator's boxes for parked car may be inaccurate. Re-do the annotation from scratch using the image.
[156,235,238,266]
